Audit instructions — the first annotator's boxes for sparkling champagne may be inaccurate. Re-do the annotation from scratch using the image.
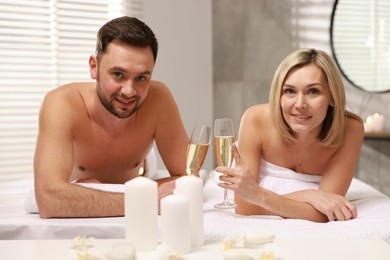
[214,136,234,167]
[186,143,209,174]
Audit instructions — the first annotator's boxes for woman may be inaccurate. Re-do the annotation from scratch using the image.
[218,48,364,222]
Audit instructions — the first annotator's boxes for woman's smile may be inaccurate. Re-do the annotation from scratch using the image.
[281,63,331,136]
[292,113,312,121]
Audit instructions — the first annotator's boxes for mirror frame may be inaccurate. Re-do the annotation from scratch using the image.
[330,0,390,93]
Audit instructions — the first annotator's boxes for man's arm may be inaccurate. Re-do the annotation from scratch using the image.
[34,88,124,218]
[152,82,189,177]
[149,82,189,197]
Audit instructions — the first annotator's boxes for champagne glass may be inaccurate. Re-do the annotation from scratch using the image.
[186,124,211,176]
[214,118,236,209]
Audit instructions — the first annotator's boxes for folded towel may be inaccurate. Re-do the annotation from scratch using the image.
[203,160,322,213]
[259,159,322,195]
[232,142,322,194]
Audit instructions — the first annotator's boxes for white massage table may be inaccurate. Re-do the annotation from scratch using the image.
[203,171,390,242]
[1,171,390,243]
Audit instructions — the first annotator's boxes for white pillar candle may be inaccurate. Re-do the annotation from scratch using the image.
[175,174,204,248]
[160,191,191,253]
[124,167,158,251]
[372,113,384,131]
[365,113,385,132]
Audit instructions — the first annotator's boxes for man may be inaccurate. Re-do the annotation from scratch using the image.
[34,16,189,218]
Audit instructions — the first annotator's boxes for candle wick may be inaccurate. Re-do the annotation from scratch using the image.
[138,167,144,176]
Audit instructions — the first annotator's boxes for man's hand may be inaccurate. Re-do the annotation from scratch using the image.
[158,180,176,200]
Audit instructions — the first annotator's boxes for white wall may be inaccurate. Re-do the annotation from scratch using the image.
[143,0,214,172]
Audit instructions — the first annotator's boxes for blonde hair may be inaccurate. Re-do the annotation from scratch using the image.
[269,48,362,147]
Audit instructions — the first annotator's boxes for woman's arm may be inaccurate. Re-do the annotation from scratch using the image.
[231,105,266,214]
[219,144,328,222]
[285,117,364,220]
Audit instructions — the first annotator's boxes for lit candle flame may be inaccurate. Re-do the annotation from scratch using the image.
[138,167,144,176]
[186,169,191,176]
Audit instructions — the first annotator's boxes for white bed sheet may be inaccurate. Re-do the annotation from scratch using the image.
[1,173,390,243]
[0,178,125,239]
[203,171,390,243]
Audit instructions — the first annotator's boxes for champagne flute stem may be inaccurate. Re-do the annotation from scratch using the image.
[223,187,228,202]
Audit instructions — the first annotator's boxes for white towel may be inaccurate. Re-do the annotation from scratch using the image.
[203,170,390,241]
[259,158,322,194]
[203,159,322,213]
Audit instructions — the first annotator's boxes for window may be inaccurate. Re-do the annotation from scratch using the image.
[0,0,142,181]
[331,0,390,92]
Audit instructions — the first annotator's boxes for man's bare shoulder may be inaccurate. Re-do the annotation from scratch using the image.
[142,80,176,108]
[41,82,94,120]
[45,82,93,102]
[147,80,171,96]
[47,81,93,97]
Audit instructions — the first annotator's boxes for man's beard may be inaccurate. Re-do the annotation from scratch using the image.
[96,81,142,119]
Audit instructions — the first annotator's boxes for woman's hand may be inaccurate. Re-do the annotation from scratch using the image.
[301,189,357,221]
[217,143,262,206]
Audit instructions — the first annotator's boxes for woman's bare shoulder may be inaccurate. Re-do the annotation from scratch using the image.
[345,114,364,138]
[239,104,272,146]
[242,104,271,125]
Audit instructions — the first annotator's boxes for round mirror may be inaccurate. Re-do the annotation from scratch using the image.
[330,0,390,93]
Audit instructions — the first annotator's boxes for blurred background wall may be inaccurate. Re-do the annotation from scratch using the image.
[211,0,390,195]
